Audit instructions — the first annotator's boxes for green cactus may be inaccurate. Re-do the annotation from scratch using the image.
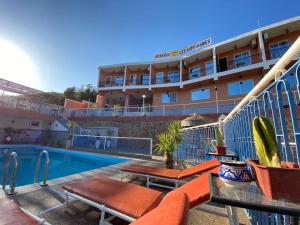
[215,127,225,147]
[252,116,281,167]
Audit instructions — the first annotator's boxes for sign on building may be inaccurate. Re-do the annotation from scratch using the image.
[154,37,212,59]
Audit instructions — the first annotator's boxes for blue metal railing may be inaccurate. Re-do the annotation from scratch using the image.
[178,36,300,224]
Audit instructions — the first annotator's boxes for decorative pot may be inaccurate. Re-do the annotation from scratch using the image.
[247,160,300,203]
[214,146,227,155]
[218,160,252,189]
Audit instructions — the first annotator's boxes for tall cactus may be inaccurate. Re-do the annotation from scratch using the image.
[215,127,225,147]
[252,116,281,167]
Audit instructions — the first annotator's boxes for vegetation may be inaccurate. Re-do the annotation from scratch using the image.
[215,127,225,147]
[155,121,182,168]
[67,120,76,140]
[26,84,97,106]
[252,116,281,167]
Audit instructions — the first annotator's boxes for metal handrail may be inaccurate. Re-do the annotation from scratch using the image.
[34,150,49,186]
[2,152,18,195]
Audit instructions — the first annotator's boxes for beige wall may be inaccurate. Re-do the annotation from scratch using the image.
[0,115,50,130]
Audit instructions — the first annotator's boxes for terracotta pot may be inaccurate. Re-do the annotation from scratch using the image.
[247,159,300,203]
[214,146,227,155]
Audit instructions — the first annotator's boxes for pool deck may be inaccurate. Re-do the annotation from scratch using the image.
[1,153,251,225]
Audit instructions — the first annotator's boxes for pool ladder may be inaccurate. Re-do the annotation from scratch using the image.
[34,150,50,186]
[2,152,18,195]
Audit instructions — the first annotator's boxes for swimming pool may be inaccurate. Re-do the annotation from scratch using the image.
[0,145,129,187]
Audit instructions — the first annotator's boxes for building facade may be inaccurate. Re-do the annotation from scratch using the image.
[88,17,300,117]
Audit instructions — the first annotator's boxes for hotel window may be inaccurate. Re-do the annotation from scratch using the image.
[205,61,214,75]
[105,77,112,86]
[189,66,201,79]
[228,79,254,96]
[156,72,164,84]
[141,74,149,85]
[270,41,290,59]
[162,93,177,104]
[168,71,180,83]
[191,88,210,101]
[234,51,251,68]
[130,74,137,85]
[114,76,124,86]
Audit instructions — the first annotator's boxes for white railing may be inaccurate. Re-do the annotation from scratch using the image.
[72,134,153,156]
[67,98,243,118]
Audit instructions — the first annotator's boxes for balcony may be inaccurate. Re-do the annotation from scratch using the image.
[218,52,262,73]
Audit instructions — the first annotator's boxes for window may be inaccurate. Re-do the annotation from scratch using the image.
[130,74,137,85]
[105,77,112,86]
[168,71,180,83]
[191,88,210,101]
[141,74,149,85]
[270,41,290,59]
[228,80,254,96]
[114,76,124,86]
[31,121,40,127]
[156,72,164,84]
[205,61,214,75]
[189,66,201,79]
[234,52,251,68]
[161,93,177,103]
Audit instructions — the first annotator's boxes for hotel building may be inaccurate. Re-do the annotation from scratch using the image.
[66,17,300,117]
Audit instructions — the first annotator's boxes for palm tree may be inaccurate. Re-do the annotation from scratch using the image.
[155,121,183,168]
[155,132,176,169]
[168,121,183,164]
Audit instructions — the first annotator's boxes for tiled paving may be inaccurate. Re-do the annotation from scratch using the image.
[3,155,251,225]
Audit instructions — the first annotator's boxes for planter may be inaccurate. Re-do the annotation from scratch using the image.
[214,146,227,155]
[218,160,252,189]
[247,160,300,203]
[165,153,174,169]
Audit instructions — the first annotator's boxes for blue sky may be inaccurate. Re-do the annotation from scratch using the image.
[0,0,299,92]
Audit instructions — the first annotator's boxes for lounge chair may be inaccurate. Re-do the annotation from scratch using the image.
[120,158,220,189]
[0,198,51,225]
[63,173,212,225]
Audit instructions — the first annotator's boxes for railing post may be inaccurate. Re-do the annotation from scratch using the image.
[163,106,165,116]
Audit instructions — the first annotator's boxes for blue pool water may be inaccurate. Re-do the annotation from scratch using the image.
[0,145,129,187]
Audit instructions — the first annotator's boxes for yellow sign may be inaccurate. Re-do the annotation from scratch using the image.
[155,37,212,59]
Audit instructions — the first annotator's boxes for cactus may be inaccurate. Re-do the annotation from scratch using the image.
[252,116,281,167]
[215,127,225,147]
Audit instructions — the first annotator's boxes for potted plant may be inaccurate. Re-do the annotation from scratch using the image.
[95,132,101,149]
[66,120,76,149]
[168,121,183,164]
[3,127,15,144]
[214,127,227,154]
[246,116,300,202]
[155,131,176,169]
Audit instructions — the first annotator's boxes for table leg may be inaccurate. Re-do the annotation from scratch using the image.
[226,206,239,225]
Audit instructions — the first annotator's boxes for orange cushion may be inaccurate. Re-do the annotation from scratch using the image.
[63,176,163,219]
[0,198,39,225]
[178,158,220,179]
[131,191,189,225]
[121,165,180,179]
[172,173,211,208]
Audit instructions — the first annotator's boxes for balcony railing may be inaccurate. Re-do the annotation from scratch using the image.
[178,37,300,225]
[267,45,290,60]
[218,52,262,73]
[67,98,243,118]
[0,98,63,117]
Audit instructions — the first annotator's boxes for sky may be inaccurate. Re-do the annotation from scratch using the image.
[0,0,299,92]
